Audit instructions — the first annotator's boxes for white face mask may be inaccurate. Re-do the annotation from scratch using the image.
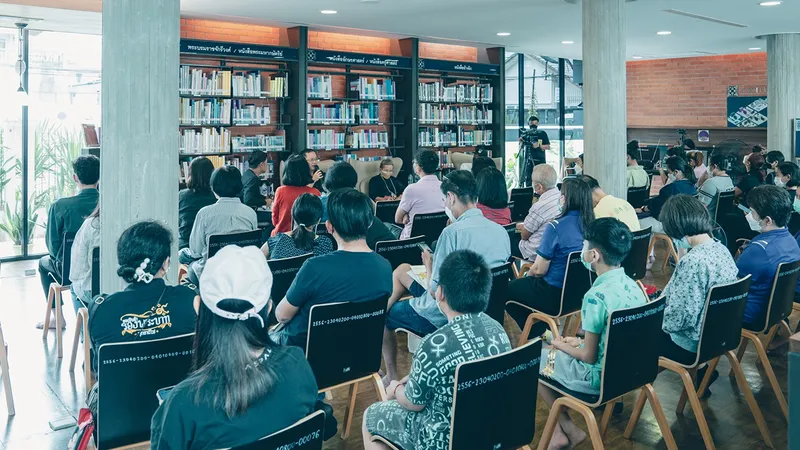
[667,173,677,183]
[746,211,762,232]
[445,194,456,222]
[775,177,786,188]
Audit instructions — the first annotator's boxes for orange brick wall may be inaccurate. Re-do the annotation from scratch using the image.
[419,42,478,62]
[180,18,281,45]
[627,53,767,128]
[308,31,392,55]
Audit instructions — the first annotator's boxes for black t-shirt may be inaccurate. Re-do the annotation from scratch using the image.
[737,174,764,208]
[178,188,217,249]
[241,169,266,209]
[88,279,197,375]
[283,250,392,346]
[150,346,318,450]
[367,217,396,250]
[524,129,551,163]
[368,175,406,200]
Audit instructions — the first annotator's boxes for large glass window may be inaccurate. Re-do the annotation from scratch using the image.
[563,59,584,174]
[0,27,24,258]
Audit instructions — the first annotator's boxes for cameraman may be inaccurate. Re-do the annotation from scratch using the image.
[519,116,551,187]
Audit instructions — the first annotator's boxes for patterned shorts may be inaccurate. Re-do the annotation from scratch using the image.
[364,400,421,450]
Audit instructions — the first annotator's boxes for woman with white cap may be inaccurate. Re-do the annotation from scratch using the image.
[151,245,318,449]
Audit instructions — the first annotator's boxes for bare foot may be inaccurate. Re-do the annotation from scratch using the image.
[561,422,587,449]
[35,315,66,330]
[546,423,570,450]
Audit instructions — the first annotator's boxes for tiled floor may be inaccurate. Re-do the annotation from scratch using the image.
[0,245,791,449]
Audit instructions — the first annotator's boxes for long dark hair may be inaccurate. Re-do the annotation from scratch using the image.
[560,178,595,233]
[282,155,313,187]
[475,168,508,209]
[291,193,322,250]
[187,300,276,418]
[666,156,697,185]
[187,157,214,192]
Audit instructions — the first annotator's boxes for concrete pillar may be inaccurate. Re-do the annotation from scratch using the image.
[582,0,627,198]
[766,34,800,160]
[100,0,179,292]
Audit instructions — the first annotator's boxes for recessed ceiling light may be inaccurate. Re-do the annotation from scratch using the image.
[656,31,672,35]
[749,47,762,50]
[496,32,511,36]
[361,0,379,3]
[759,1,782,6]
[561,40,575,44]
[633,56,643,59]
[320,10,338,14]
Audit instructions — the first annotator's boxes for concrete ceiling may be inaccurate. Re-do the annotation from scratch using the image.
[2,0,799,60]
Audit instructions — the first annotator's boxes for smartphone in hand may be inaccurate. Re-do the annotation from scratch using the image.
[417,243,432,254]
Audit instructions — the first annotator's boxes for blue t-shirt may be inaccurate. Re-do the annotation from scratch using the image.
[284,250,392,346]
[737,228,800,324]
[537,210,585,288]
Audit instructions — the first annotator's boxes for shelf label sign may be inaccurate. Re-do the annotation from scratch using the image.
[307,49,411,69]
[726,96,767,128]
[419,59,499,75]
[180,39,298,61]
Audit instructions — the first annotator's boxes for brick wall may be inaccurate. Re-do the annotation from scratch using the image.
[419,42,478,62]
[180,18,281,45]
[308,31,392,55]
[627,53,767,128]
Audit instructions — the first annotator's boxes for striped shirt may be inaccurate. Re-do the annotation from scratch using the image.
[188,197,258,278]
[519,187,560,260]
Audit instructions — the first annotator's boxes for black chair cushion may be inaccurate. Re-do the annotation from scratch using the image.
[538,374,600,405]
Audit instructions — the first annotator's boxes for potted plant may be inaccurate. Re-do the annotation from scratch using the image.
[0,189,43,255]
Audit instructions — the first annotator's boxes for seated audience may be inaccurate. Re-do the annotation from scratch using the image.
[69,205,100,306]
[322,161,395,248]
[775,161,800,201]
[179,157,217,250]
[87,221,197,413]
[369,158,406,201]
[300,149,324,191]
[38,155,100,329]
[383,170,511,382]
[626,146,649,188]
[363,250,511,450]
[538,218,646,449]
[688,151,707,184]
[737,185,800,328]
[273,188,392,347]
[518,164,560,260]
[765,150,785,186]
[581,174,640,231]
[151,246,317,449]
[396,150,445,239]
[262,193,334,260]
[734,152,766,208]
[475,167,512,225]
[506,178,593,330]
[698,153,734,222]
[183,166,258,285]
[660,145,689,185]
[469,155,496,178]
[640,156,697,234]
[240,151,271,210]
[272,155,321,236]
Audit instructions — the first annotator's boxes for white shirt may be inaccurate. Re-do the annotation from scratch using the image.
[69,216,101,302]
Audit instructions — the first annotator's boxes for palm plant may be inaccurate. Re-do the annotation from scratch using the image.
[0,189,45,246]
[0,131,15,209]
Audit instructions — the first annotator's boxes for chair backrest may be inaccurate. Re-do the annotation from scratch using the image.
[510,188,533,222]
[695,276,752,365]
[503,223,522,260]
[207,229,263,258]
[557,251,594,317]
[91,247,100,299]
[267,253,313,302]
[375,235,425,270]
[230,410,326,450]
[450,339,542,450]
[410,211,448,247]
[626,186,649,209]
[599,297,666,403]
[97,333,195,450]
[714,190,736,223]
[485,262,513,325]
[760,260,800,333]
[622,227,652,281]
[306,297,388,390]
[61,231,77,285]
[374,199,401,225]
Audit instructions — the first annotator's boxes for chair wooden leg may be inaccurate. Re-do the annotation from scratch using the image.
[81,310,92,392]
[642,383,678,450]
[697,358,720,399]
[371,372,387,402]
[624,389,648,438]
[340,382,359,440]
[569,398,606,450]
[42,287,55,340]
[518,314,535,347]
[729,337,748,377]
[69,311,82,372]
[0,328,14,416]
[676,368,696,415]
[725,351,774,448]
[536,399,564,450]
[599,401,616,437]
[764,324,779,350]
[55,289,63,359]
[743,330,788,421]
[659,358,715,450]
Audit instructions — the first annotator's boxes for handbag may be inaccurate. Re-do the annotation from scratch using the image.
[67,408,95,450]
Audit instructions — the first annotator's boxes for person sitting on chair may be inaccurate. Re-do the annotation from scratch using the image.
[369,158,406,201]
[151,246,318,449]
[518,164,561,261]
[469,155,496,178]
[272,188,392,347]
[261,193,334,260]
[626,146,649,189]
[70,205,100,307]
[538,217,647,450]
[239,151,272,211]
[180,157,217,250]
[697,153,734,223]
[475,167,512,225]
[272,155,321,236]
[774,161,800,202]
[396,150,445,239]
[363,249,512,450]
[640,156,697,235]
[581,174,640,231]
[765,151,785,186]
[382,170,510,383]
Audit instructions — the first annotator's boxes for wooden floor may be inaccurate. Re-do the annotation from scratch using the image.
[0,240,789,449]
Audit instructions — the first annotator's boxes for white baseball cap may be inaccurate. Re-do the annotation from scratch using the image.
[199,245,272,327]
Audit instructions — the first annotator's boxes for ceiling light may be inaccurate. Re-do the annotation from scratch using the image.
[749,47,762,50]
[360,0,379,3]
[320,10,338,14]
[561,40,575,44]
[496,32,511,36]
[759,1,782,6]
[656,31,672,35]
[632,56,643,59]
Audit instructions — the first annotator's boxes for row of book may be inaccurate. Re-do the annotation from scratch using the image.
[232,73,288,98]
[180,128,231,154]
[179,98,231,126]
[454,84,492,103]
[307,129,389,150]
[308,102,358,124]
[419,104,493,124]
[308,129,346,150]
[231,135,286,152]
[308,75,333,100]
[348,130,389,149]
[419,129,493,148]
[456,128,492,147]
[232,102,271,126]
[180,67,231,96]
[419,82,492,103]
[349,78,395,100]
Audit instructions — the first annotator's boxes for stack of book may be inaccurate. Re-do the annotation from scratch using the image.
[232,101,270,126]
[308,129,346,150]
[419,104,492,124]
[350,77,395,100]
[232,72,262,97]
[180,66,231,96]
[180,128,230,154]
[231,135,286,152]
[308,102,357,124]
[457,128,492,147]
[349,130,388,149]
[456,83,493,103]
[419,129,457,147]
[357,103,381,124]
[419,82,456,102]
[179,99,231,126]
[308,75,333,99]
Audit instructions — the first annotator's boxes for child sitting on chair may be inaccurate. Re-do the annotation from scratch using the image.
[538,217,647,450]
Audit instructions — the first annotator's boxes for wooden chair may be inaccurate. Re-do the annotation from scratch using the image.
[42,232,77,359]
[0,321,14,416]
[626,186,650,210]
[231,410,326,450]
[207,229,263,258]
[658,275,774,450]
[622,227,652,281]
[91,246,100,299]
[305,297,389,439]
[538,297,676,450]
[510,187,534,223]
[97,333,195,450]
[647,233,678,272]
[374,199,401,225]
[713,190,736,224]
[730,260,800,422]
[69,307,93,393]
[375,236,426,270]
[484,262,514,326]
[267,253,313,302]
[506,251,593,346]
[410,211,448,248]
[372,339,543,450]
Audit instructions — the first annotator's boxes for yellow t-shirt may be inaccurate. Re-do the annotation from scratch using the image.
[594,195,640,231]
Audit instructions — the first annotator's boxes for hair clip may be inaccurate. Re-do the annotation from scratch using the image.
[135,257,154,283]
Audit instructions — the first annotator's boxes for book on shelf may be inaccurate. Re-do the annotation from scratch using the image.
[419,104,492,124]
[456,128,493,147]
[231,134,286,152]
[357,103,382,124]
[307,102,357,124]
[180,66,231,96]
[232,101,271,126]
[307,75,333,100]
[419,81,456,102]
[346,129,389,149]
[180,98,231,126]
[231,72,288,98]
[307,129,346,150]
[419,129,457,147]
[180,128,230,154]
[266,75,288,98]
[455,83,493,103]
[349,77,395,101]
